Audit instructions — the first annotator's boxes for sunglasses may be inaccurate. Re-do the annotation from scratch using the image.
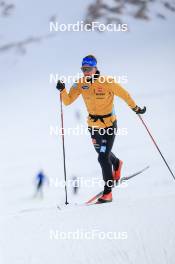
[81,66,94,73]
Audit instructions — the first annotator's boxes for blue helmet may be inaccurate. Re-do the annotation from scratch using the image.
[82,55,97,67]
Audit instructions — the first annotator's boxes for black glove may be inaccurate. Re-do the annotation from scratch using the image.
[56,80,65,92]
[132,106,146,114]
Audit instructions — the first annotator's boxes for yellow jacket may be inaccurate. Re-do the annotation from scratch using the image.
[61,75,137,128]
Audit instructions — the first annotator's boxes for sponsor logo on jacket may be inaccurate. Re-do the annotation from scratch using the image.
[82,85,89,90]
[97,87,103,93]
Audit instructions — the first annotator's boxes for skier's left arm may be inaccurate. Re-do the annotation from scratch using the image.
[110,81,146,114]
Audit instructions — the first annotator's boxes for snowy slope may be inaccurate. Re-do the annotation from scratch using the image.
[0,0,175,263]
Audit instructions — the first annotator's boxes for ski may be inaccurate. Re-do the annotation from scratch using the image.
[85,165,149,205]
[85,191,103,205]
[19,166,150,213]
[120,165,149,182]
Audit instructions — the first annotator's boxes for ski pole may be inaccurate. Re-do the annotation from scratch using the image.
[138,114,175,181]
[59,92,69,204]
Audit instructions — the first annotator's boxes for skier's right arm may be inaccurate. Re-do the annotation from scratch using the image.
[56,80,81,105]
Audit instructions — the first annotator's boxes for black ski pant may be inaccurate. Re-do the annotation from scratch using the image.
[88,121,120,194]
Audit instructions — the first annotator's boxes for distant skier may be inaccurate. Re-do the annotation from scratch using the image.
[56,55,146,203]
[72,176,80,195]
[34,170,46,198]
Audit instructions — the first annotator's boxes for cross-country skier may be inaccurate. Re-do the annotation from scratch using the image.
[34,170,46,198]
[56,55,146,203]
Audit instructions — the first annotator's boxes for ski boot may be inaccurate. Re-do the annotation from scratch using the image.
[97,192,112,203]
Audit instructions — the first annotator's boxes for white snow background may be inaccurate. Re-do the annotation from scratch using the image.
[0,0,175,263]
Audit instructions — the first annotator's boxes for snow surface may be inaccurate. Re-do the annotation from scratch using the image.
[0,0,175,263]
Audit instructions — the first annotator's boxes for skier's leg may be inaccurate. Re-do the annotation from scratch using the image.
[39,188,44,199]
[98,124,117,194]
[110,152,120,170]
[107,121,123,181]
[108,121,120,170]
[98,151,113,194]
[89,124,117,194]
[89,126,112,192]
[34,180,42,198]
[88,127,101,154]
